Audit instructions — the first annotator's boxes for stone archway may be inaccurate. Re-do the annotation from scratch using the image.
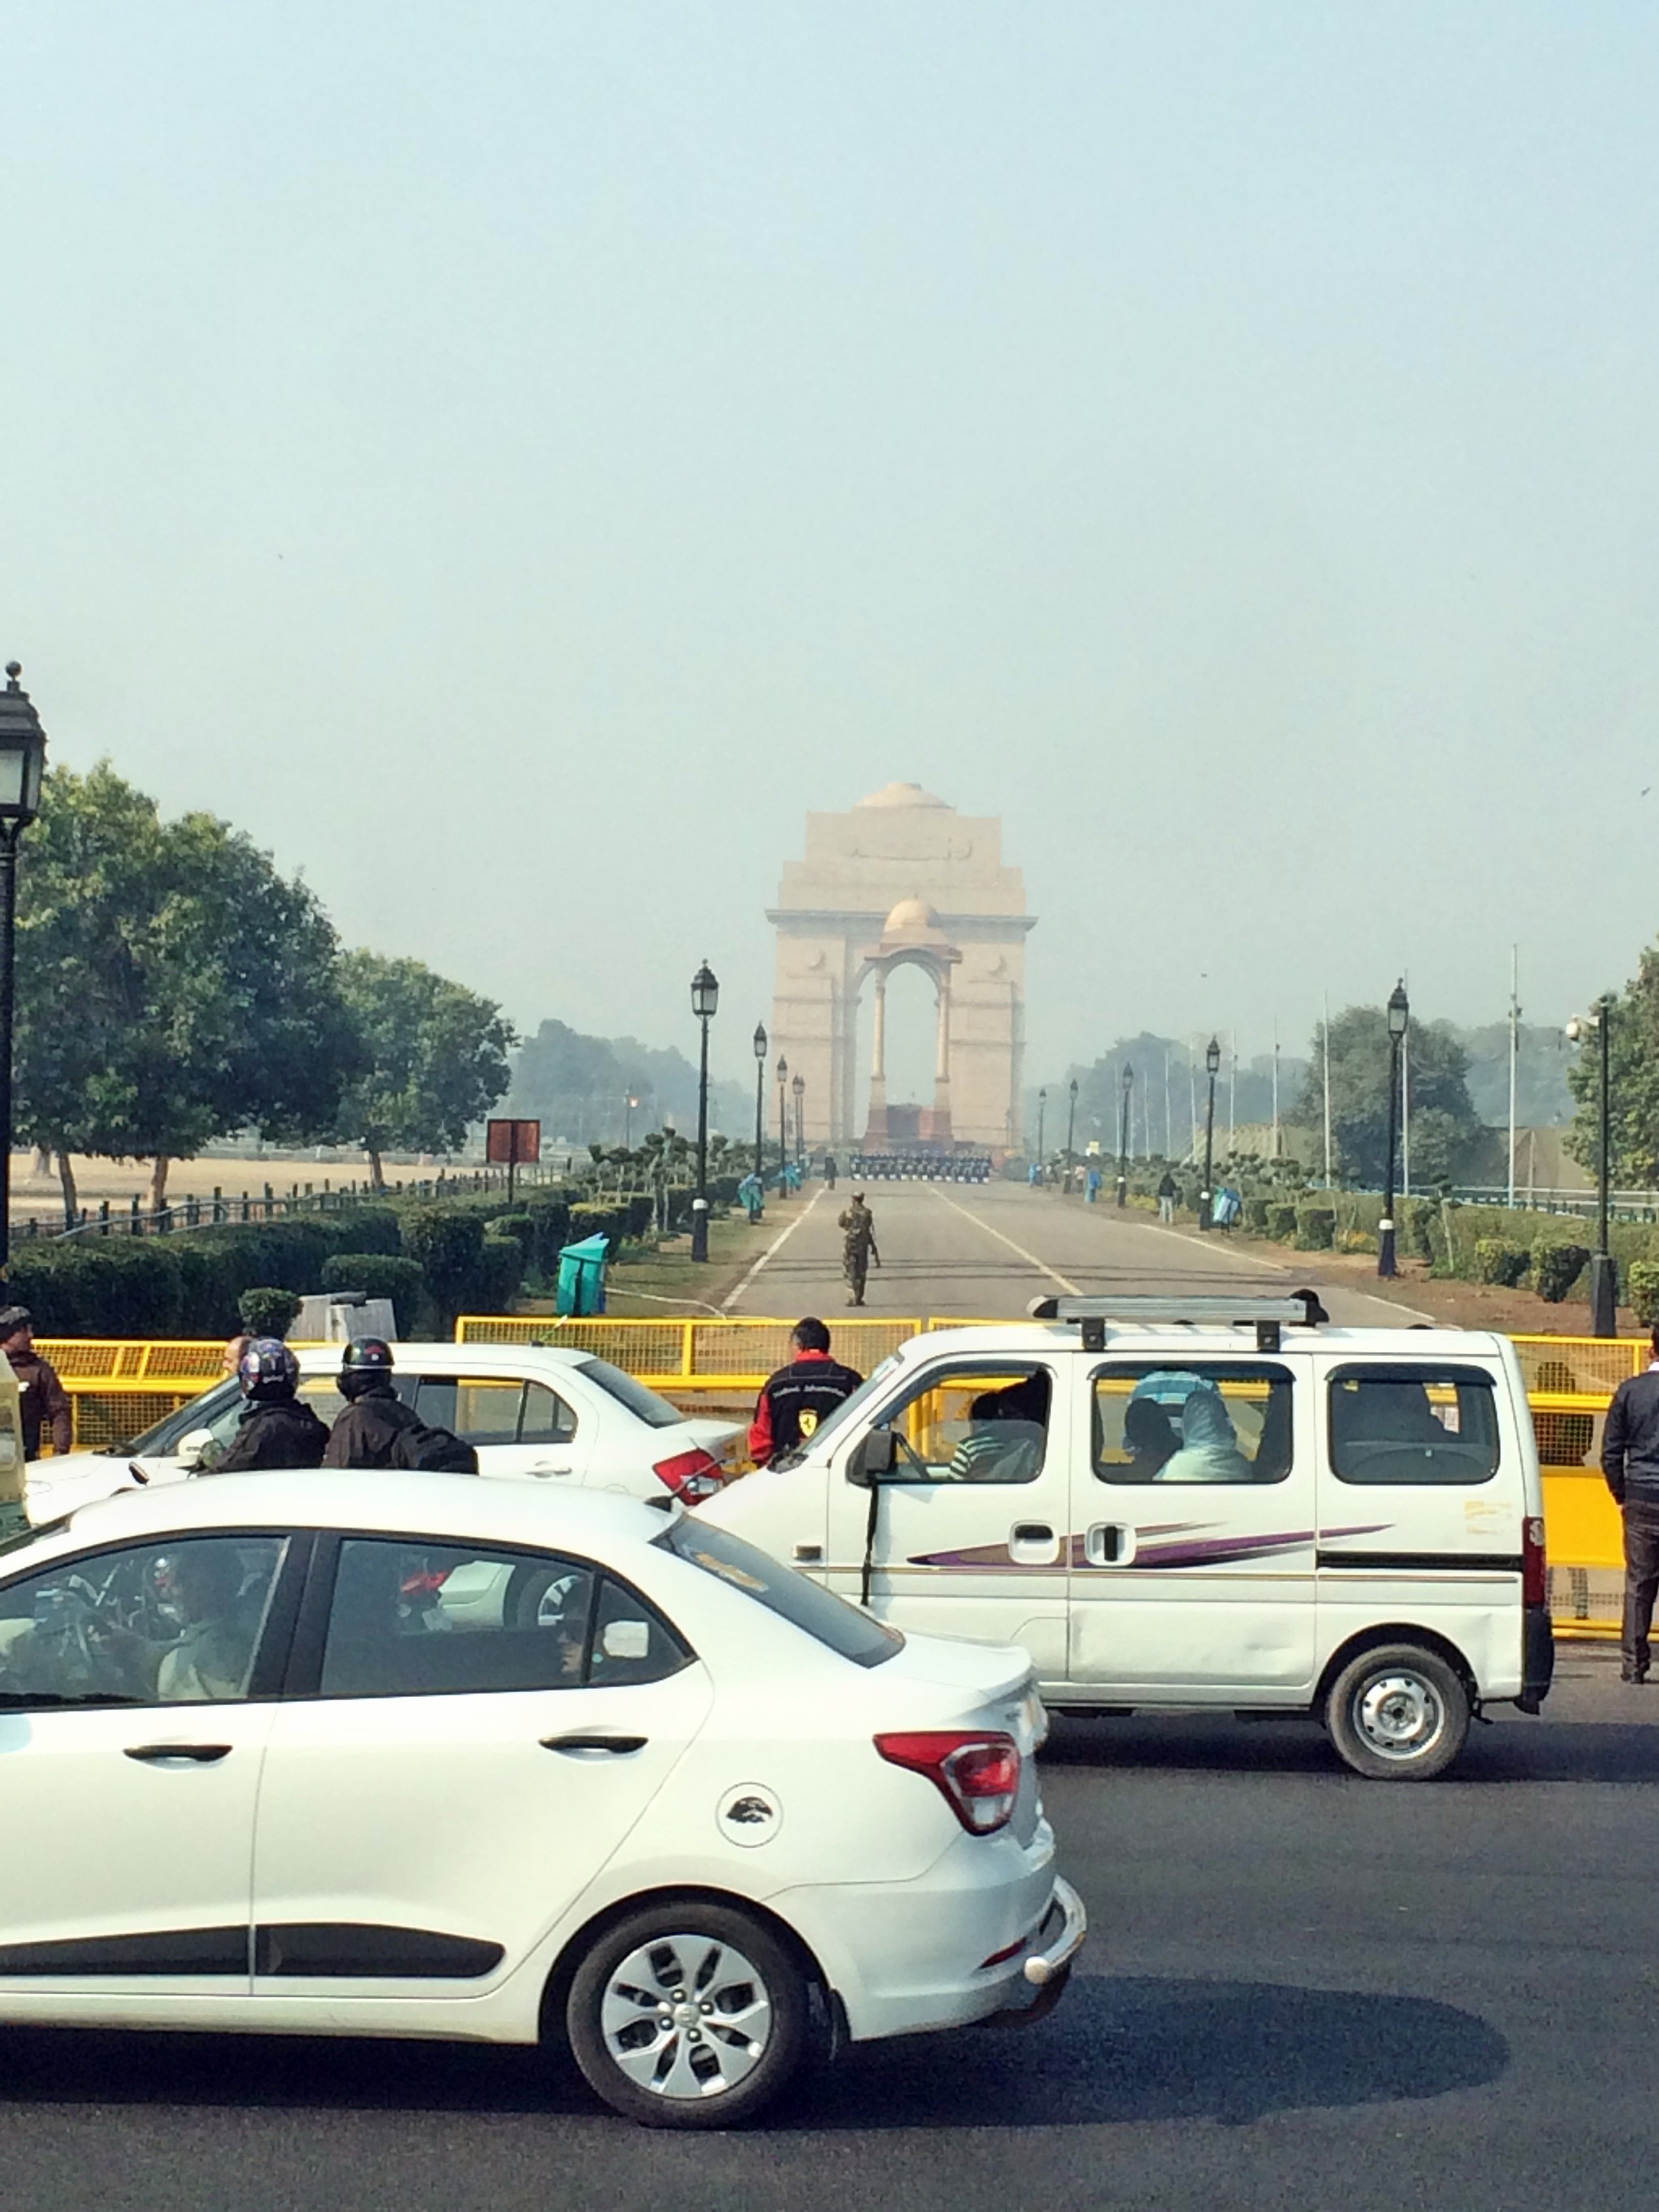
[766,783,1035,1151]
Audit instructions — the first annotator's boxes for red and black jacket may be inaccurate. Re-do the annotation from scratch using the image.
[748,1349,864,1466]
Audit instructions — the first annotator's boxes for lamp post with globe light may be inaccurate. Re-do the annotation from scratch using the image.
[1378,983,1408,1279]
[689,961,718,1261]
[0,665,47,1273]
[792,1072,805,1170]
[1065,1078,1078,1191]
[776,1056,789,1191]
[1200,1037,1221,1231]
[1035,1087,1046,1183]
[752,1023,768,1191]
[1117,1063,1134,1207]
[1566,998,1617,1335]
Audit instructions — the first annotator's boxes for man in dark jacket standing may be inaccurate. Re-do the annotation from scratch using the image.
[0,1307,73,1460]
[1601,1327,1659,1681]
[747,1318,863,1468]
[216,1340,329,1471]
[324,1338,422,1469]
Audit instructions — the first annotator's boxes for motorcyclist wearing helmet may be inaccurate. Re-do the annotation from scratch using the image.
[215,1338,329,1472]
[323,1338,422,1469]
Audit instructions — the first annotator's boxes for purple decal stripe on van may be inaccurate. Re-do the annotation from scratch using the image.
[904,1521,1393,1574]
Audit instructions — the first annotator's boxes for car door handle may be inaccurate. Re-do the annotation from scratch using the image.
[123,1742,233,1764]
[540,1733,649,1756]
[1083,1523,1137,1567]
[528,1464,573,1479]
[1008,1521,1059,1565]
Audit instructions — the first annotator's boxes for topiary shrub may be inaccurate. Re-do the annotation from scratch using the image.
[1533,1242,1591,1303]
[1627,1259,1659,1326]
[333,1206,401,1256]
[1244,1198,1270,1234]
[1473,1237,1530,1288]
[1294,1207,1336,1251]
[319,1254,428,1335]
[401,1208,485,1328]
[487,1214,535,1252]
[1340,1227,1377,1255]
[237,1286,302,1339]
[472,1234,525,1314]
[1404,1199,1438,1264]
[1267,1204,1298,1244]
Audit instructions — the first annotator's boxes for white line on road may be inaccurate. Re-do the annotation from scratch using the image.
[929,1187,1081,1296]
[721,1190,824,1312]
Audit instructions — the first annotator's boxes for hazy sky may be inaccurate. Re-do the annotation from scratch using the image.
[5,2,1657,1097]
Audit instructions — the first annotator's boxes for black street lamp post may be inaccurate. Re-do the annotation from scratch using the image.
[791,1073,805,1169]
[776,1055,789,1191]
[1568,999,1618,1335]
[1378,981,1409,1279]
[1117,1062,1134,1207]
[1035,1087,1046,1182]
[1200,1036,1221,1231]
[752,1023,768,1195]
[689,960,718,1261]
[1065,1078,1078,1191]
[0,667,46,1275]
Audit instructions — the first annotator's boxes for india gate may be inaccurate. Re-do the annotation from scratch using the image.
[767,783,1035,1153]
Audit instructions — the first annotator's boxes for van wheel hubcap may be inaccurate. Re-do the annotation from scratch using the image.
[1356,1671,1444,1761]
[600,1935,773,2099]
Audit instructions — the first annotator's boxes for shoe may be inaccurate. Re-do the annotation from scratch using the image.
[1621,1668,1650,1683]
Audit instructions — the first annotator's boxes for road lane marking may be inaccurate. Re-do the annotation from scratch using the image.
[722,1190,824,1312]
[929,1187,1081,1295]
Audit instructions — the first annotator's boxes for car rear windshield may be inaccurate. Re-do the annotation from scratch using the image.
[659,1519,903,1668]
[577,1359,684,1430]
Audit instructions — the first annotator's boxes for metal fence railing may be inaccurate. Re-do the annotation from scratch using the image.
[26,1323,1648,1641]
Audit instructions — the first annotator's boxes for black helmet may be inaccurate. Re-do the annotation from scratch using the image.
[238,1338,300,1401]
[338,1336,395,1401]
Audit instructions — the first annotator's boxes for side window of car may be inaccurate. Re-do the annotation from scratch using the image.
[873,1366,1052,1485]
[1093,1364,1294,1485]
[0,1534,289,1707]
[298,1378,346,1428]
[415,1378,524,1446]
[316,1541,694,1698]
[1327,1366,1500,1486]
[520,1385,577,1444]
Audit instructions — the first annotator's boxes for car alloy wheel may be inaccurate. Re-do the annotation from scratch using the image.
[565,1902,809,2128]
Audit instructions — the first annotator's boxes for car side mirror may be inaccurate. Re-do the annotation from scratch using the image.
[848,1429,898,1488]
[175,1428,216,1473]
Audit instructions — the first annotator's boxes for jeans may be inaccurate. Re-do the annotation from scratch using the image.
[1158,1196,1175,1223]
[1622,1496,1659,1676]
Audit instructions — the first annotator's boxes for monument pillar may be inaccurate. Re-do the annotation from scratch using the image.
[865,972,890,1145]
[923,972,954,1143]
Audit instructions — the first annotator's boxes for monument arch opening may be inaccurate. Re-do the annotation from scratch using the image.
[767,784,1034,1153]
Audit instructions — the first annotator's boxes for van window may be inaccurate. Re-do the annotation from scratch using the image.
[1093,1364,1294,1485]
[872,1364,1052,1485]
[1327,1366,1500,1486]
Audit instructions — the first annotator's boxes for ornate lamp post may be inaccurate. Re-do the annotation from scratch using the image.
[1567,998,1617,1335]
[689,960,718,1261]
[752,1023,768,1194]
[1117,1062,1134,1207]
[1035,1086,1046,1181]
[1200,1036,1221,1231]
[792,1072,805,1169]
[776,1054,789,1190]
[1378,982,1409,1279]
[623,1091,638,1149]
[1065,1078,1078,1190]
[0,666,47,1273]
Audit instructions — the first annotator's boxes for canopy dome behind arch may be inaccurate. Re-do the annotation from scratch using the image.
[857,781,949,811]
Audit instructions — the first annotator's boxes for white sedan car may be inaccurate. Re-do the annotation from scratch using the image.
[0,1473,1084,2127]
[29,1345,741,1521]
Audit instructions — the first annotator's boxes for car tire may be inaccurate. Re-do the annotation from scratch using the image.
[565,1902,809,2129]
[1324,1643,1470,1781]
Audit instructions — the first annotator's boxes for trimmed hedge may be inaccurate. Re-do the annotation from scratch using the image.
[1532,1242,1590,1303]
[1294,1207,1335,1252]
[1266,1204,1298,1243]
[238,1286,302,1338]
[1628,1260,1659,1326]
[319,1254,428,1335]
[1473,1238,1530,1288]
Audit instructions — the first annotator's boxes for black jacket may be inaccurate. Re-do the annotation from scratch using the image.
[749,1351,863,1465]
[1602,1368,1659,1502]
[324,1390,422,1470]
[216,1397,331,1473]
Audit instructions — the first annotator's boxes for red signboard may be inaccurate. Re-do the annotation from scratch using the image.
[486,1118,541,1165]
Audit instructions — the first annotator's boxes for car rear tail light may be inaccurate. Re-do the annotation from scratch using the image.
[1523,1515,1547,1606]
[874,1730,1021,1835]
[653,1447,724,1503]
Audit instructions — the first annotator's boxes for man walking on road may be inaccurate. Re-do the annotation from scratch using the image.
[747,1317,863,1468]
[838,1191,880,1307]
[1601,1325,1659,1681]
[1156,1169,1179,1224]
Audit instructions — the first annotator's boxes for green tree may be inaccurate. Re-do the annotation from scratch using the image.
[16,764,356,1221]
[1289,1006,1480,1188]
[1564,954,1659,1186]
[335,952,516,1190]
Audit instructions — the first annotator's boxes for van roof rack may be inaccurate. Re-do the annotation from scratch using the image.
[1026,1291,1330,1353]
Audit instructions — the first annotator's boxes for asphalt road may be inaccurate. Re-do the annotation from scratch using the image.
[727,1177,1424,1326]
[0,1647,1652,2212]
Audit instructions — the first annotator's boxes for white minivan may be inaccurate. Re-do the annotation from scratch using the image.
[698,1296,1556,1780]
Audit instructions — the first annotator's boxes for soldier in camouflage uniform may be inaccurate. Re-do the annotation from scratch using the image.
[838,1192,880,1307]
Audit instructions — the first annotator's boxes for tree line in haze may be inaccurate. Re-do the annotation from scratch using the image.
[19,764,515,1217]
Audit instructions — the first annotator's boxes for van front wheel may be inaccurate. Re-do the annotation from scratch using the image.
[1324,1645,1469,1780]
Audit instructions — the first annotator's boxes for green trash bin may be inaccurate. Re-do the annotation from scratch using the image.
[556,1232,611,1317]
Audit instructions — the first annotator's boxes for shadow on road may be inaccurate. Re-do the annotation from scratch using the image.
[1044,1711,1659,1785]
[0,1975,1505,2135]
